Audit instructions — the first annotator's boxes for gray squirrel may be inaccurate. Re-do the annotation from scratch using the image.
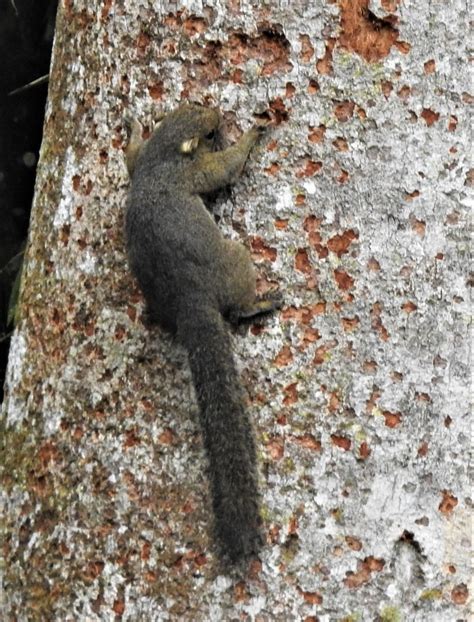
[125,103,281,563]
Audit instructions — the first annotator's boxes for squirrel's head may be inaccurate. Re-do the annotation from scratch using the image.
[150,103,221,158]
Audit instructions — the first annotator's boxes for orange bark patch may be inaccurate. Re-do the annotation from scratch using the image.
[274,218,289,230]
[342,316,360,332]
[338,0,401,62]
[359,441,371,460]
[297,159,323,177]
[283,382,298,405]
[266,436,285,460]
[404,190,420,201]
[327,229,358,256]
[424,59,436,74]
[290,434,322,452]
[308,79,320,94]
[183,16,207,36]
[299,34,314,62]
[334,269,354,290]
[285,82,296,98]
[295,248,312,274]
[383,410,402,428]
[331,435,351,451]
[417,441,429,457]
[411,218,426,236]
[264,162,280,176]
[227,28,292,76]
[451,583,469,605]
[448,115,458,132]
[346,536,363,551]
[308,124,326,143]
[148,81,165,100]
[313,342,334,365]
[401,301,417,313]
[299,589,323,605]
[344,556,385,589]
[381,80,393,98]
[333,137,349,151]
[367,257,381,271]
[250,237,277,261]
[333,100,355,122]
[421,108,440,126]
[439,490,458,515]
[371,302,389,341]
[274,345,293,367]
[316,38,336,74]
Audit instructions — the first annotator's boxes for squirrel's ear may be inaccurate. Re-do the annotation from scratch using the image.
[180,136,199,154]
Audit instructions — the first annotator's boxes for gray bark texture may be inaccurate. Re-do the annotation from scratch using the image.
[1,1,471,620]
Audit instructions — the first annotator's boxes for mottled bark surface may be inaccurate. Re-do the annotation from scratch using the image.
[2,1,471,620]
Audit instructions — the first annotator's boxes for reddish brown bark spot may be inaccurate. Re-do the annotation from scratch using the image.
[264,162,280,176]
[136,32,151,55]
[316,38,336,74]
[327,229,358,257]
[285,82,296,98]
[334,269,354,290]
[421,108,440,126]
[266,436,285,460]
[448,115,458,132]
[283,382,298,406]
[417,442,429,457]
[362,360,377,373]
[299,589,323,605]
[383,410,402,428]
[331,435,351,451]
[290,434,322,452]
[451,583,469,605]
[295,248,312,274]
[338,0,401,62]
[411,218,426,236]
[342,317,360,332]
[424,59,436,74]
[333,100,355,122]
[359,441,371,460]
[404,190,420,201]
[308,124,326,143]
[297,159,323,177]
[439,490,458,515]
[346,536,363,551]
[397,85,411,100]
[148,81,164,100]
[183,16,207,36]
[250,237,277,262]
[112,600,125,615]
[344,556,385,588]
[274,345,293,367]
[371,302,390,341]
[333,137,349,151]
[367,257,381,271]
[381,80,393,98]
[274,218,289,230]
[308,79,320,94]
[158,428,175,445]
[299,34,315,62]
[401,301,417,313]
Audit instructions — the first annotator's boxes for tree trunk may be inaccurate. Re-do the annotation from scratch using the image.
[2,1,471,620]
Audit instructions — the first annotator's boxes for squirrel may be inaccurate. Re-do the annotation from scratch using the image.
[125,103,281,563]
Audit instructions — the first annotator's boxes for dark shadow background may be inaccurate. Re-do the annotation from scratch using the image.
[0,0,57,401]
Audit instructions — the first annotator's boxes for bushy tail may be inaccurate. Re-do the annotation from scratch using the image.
[177,305,262,562]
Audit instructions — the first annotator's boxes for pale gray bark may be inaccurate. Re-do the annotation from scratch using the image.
[2,1,471,620]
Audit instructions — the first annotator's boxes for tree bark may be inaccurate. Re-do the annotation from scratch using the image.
[2,1,471,620]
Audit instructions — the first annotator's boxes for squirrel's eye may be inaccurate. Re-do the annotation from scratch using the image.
[205,130,216,140]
